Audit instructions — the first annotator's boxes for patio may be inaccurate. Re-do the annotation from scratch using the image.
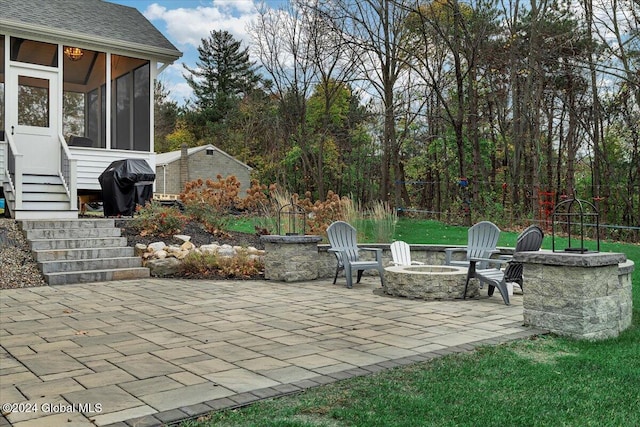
[0,278,542,427]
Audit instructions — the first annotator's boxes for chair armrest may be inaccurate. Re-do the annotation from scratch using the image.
[444,247,467,265]
[328,248,346,264]
[470,256,509,268]
[361,247,383,261]
[411,261,425,265]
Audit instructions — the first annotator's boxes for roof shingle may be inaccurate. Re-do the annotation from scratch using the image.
[0,0,180,59]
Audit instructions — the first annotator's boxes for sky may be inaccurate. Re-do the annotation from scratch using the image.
[110,0,281,104]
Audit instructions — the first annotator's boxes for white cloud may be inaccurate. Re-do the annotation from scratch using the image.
[143,1,260,48]
[214,0,257,14]
[144,1,266,104]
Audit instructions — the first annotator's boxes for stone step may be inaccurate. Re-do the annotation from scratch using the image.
[21,219,116,230]
[45,267,150,286]
[20,218,148,286]
[39,257,143,274]
[29,237,128,251]
[24,227,122,240]
[34,247,135,262]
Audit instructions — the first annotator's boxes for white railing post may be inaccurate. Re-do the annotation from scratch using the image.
[69,157,78,211]
[58,133,78,212]
[5,132,23,210]
[13,153,23,209]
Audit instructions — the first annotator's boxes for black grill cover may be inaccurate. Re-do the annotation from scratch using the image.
[99,159,156,217]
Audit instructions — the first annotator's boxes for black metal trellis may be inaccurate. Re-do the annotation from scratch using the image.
[551,191,600,253]
[277,198,306,236]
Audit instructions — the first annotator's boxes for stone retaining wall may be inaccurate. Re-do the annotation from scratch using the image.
[316,244,513,280]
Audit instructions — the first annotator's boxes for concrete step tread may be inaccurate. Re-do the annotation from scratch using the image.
[21,219,116,229]
[39,257,143,274]
[29,237,129,250]
[34,247,135,262]
[25,228,122,239]
[45,267,150,286]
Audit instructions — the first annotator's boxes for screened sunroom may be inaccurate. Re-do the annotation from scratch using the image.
[0,0,181,219]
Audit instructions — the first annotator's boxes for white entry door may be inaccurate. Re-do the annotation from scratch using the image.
[6,64,60,175]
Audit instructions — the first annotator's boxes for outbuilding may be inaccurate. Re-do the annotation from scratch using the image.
[155,144,253,197]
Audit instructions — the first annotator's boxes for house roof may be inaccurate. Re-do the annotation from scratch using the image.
[0,0,181,62]
[156,144,253,171]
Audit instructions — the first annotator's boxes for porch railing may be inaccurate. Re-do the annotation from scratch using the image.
[5,131,23,210]
[58,133,78,211]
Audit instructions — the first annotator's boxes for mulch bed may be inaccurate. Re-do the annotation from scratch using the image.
[117,219,265,249]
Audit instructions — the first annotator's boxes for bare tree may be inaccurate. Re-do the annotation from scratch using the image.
[249,3,317,190]
[311,0,416,204]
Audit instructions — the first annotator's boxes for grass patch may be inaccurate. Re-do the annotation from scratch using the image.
[188,218,639,427]
[184,334,639,427]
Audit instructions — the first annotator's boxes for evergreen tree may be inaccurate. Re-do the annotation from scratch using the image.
[183,30,261,126]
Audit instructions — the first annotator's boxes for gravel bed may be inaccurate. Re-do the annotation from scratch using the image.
[0,219,47,289]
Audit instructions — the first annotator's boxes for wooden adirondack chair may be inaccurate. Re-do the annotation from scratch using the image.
[327,221,384,288]
[472,225,544,305]
[390,241,424,266]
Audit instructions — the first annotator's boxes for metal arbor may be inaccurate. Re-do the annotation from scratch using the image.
[551,192,600,253]
[277,198,306,236]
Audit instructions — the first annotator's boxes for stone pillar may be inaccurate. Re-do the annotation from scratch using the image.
[515,250,633,340]
[260,235,323,282]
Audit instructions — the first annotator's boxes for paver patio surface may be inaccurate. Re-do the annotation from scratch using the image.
[0,278,543,426]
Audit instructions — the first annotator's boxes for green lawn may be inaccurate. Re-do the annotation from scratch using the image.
[204,218,639,427]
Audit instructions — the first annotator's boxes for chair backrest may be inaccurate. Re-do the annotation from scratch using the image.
[515,225,544,253]
[504,225,544,283]
[466,221,501,260]
[327,221,360,264]
[390,241,412,266]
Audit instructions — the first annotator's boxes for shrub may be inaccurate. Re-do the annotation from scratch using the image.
[182,202,229,236]
[238,178,397,241]
[131,201,186,237]
[179,251,264,279]
[241,179,271,213]
[369,200,397,242]
[298,190,352,235]
[180,176,243,235]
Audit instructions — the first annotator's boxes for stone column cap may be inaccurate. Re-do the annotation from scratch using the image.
[514,249,626,267]
[260,235,323,244]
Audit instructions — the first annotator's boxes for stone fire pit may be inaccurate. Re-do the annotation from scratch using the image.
[383,265,479,300]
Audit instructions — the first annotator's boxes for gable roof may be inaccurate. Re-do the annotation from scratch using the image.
[0,0,181,62]
[156,144,253,171]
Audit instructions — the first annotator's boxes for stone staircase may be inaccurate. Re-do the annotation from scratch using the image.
[21,219,150,285]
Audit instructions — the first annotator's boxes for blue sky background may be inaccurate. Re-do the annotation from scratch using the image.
[110,0,279,104]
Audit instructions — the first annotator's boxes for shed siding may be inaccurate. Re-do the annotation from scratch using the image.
[156,161,181,195]
[189,150,251,194]
[155,149,252,197]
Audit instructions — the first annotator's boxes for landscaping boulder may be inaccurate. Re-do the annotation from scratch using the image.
[147,257,181,277]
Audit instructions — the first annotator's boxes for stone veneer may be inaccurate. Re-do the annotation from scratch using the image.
[383,265,479,300]
[260,241,487,284]
[514,250,634,340]
[261,235,323,282]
